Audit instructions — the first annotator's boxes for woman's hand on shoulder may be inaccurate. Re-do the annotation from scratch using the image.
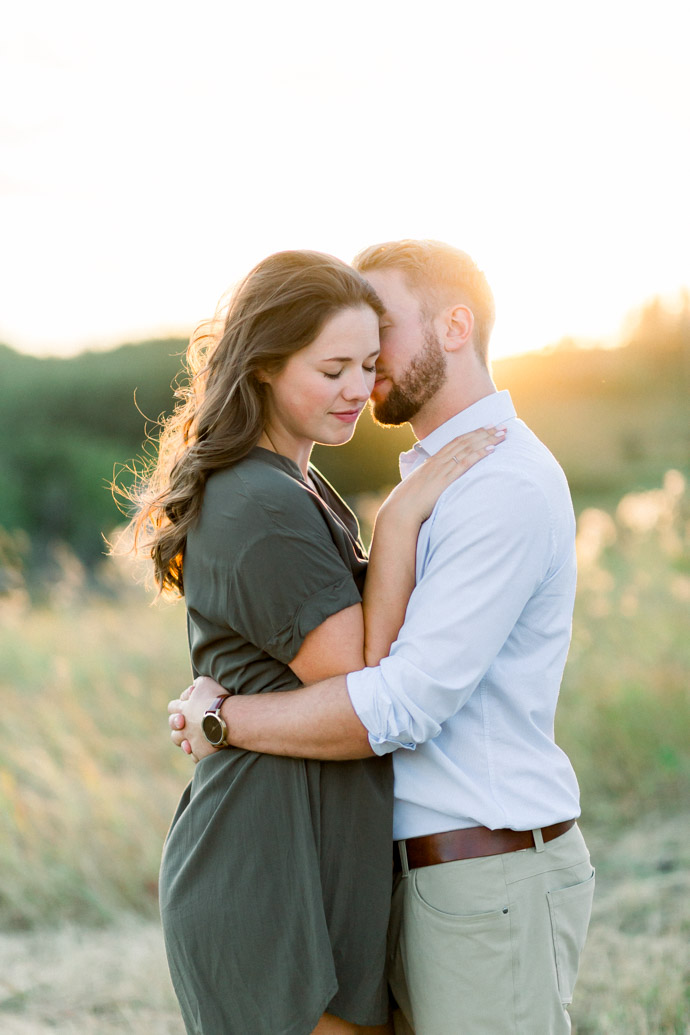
[381,425,506,526]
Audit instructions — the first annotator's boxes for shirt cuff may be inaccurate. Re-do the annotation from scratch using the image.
[346,667,399,756]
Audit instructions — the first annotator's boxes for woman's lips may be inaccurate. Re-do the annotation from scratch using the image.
[331,409,362,423]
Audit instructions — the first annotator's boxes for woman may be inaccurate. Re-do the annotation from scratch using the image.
[129,250,502,1035]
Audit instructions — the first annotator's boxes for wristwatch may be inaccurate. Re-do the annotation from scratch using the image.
[201,694,232,748]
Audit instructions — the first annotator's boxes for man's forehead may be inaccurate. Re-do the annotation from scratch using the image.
[362,267,420,312]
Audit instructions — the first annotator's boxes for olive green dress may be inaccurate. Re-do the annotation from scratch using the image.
[159,448,394,1035]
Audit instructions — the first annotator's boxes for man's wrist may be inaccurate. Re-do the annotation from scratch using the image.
[201,693,233,748]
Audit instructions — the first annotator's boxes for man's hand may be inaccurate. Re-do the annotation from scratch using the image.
[169,672,371,761]
[168,676,227,762]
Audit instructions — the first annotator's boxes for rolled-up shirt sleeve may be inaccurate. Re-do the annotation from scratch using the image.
[347,464,555,754]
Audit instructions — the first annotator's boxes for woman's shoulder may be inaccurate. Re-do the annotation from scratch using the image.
[203,450,324,528]
[308,464,362,539]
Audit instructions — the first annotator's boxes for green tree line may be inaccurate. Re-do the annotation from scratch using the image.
[1,295,688,576]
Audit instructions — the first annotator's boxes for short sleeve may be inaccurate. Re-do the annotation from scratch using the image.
[221,490,362,665]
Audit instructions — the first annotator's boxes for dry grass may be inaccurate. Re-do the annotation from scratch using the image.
[0,813,687,1034]
[0,919,183,1033]
[557,471,690,826]
[0,566,191,928]
[572,815,690,1034]
[0,474,689,1031]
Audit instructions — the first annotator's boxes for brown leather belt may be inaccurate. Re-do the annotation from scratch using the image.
[395,819,576,871]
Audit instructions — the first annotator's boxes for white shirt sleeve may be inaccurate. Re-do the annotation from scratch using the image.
[347,463,555,754]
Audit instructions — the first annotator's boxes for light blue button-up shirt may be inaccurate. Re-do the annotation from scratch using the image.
[347,390,581,839]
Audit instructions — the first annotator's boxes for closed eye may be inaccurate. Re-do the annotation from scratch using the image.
[322,353,379,380]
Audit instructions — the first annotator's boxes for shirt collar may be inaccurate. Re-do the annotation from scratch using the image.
[399,390,517,479]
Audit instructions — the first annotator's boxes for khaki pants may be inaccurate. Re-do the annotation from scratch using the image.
[388,824,594,1035]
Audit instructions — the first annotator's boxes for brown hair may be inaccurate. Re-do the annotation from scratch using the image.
[120,250,383,596]
[353,239,495,365]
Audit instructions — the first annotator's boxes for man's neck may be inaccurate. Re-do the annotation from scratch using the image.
[410,378,497,441]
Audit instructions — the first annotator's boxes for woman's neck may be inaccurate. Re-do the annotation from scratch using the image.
[258,428,313,480]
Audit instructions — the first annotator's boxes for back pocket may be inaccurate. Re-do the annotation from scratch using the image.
[547,869,595,1004]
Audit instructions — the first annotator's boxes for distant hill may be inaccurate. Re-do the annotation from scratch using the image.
[494,335,689,506]
[1,293,688,569]
[0,339,187,566]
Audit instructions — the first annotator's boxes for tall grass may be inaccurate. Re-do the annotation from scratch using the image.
[559,469,690,826]
[0,569,191,928]
[1,474,689,1031]
[1,474,688,929]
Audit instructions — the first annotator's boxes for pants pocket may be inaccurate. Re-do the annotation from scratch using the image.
[547,868,595,1004]
[402,868,517,1033]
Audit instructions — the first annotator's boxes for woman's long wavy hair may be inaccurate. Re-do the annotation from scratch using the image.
[121,250,383,597]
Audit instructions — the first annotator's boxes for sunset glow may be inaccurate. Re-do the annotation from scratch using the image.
[2,0,689,361]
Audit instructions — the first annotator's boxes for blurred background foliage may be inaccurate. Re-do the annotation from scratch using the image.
[1,295,689,1033]
[1,291,688,583]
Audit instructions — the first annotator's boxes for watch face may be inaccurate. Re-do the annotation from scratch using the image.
[202,713,224,746]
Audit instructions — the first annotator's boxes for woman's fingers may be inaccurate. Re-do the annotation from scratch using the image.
[384,424,508,525]
[449,437,503,471]
[439,425,506,460]
[424,431,502,485]
[433,426,506,473]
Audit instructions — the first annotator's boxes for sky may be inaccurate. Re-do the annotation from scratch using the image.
[2,0,689,361]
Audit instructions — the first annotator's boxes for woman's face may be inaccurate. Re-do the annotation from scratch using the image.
[261,305,380,457]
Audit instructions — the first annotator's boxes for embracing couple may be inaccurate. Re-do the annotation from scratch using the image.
[130,240,594,1034]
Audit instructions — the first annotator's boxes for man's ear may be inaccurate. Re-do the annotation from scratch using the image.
[442,304,474,353]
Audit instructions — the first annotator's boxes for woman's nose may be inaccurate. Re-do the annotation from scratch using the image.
[341,369,371,401]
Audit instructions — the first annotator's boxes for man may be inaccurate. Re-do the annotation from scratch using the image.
[170,240,594,1033]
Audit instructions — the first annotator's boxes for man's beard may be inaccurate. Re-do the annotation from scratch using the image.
[372,326,447,427]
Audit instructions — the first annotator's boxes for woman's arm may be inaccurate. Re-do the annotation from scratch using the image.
[362,425,505,665]
[170,426,505,757]
[288,603,365,683]
[172,607,371,761]
[290,426,506,675]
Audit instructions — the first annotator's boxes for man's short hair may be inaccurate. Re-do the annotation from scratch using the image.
[353,239,495,366]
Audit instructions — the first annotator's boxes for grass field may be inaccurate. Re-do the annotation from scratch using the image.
[1,472,688,1032]
[0,811,687,1034]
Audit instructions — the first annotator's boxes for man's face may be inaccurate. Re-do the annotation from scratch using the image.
[361,268,447,426]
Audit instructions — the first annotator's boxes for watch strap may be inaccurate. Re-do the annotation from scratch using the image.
[202,694,232,748]
[205,694,231,717]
